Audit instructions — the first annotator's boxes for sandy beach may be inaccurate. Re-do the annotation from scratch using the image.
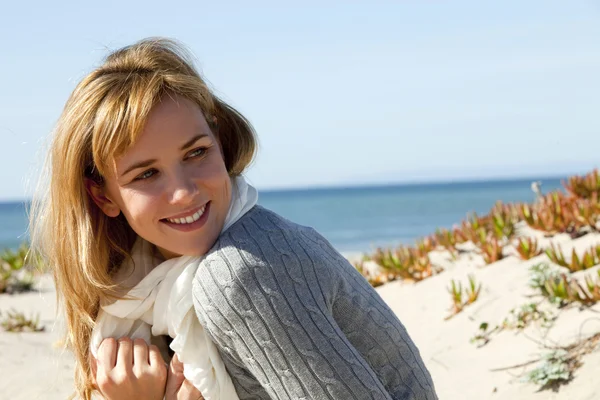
[377,226,600,400]
[0,275,75,399]
[2,219,600,400]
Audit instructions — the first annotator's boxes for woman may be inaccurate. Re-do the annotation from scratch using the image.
[30,38,437,400]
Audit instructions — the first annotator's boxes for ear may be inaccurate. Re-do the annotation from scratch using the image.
[85,179,121,218]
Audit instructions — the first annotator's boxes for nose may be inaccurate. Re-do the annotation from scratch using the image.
[168,168,199,205]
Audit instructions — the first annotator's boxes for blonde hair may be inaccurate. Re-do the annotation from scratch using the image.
[29,38,257,399]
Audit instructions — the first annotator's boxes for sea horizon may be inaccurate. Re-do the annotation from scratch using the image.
[0,173,572,253]
[0,172,573,205]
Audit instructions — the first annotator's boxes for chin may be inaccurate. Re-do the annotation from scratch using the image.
[169,239,215,258]
[155,226,221,259]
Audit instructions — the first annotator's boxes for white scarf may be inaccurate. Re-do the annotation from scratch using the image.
[90,176,258,400]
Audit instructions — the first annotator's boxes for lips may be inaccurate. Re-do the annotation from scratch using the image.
[164,204,207,225]
[160,202,211,232]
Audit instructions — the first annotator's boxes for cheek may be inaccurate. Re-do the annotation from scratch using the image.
[220,175,232,205]
[120,191,160,224]
[206,167,231,204]
[197,158,231,214]
[196,152,230,191]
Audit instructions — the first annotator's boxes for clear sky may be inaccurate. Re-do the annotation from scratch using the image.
[1,1,600,201]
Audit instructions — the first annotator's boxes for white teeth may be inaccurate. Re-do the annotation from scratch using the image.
[166,205,206,225]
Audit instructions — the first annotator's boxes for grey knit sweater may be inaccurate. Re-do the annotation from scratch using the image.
[192,206,437,400]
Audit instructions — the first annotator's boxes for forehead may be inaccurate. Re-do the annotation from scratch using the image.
[113,95,213,165]
[144,94,207,133]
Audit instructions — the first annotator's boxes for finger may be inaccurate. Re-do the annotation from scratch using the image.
[133,338,149,367]
[166,353,185,397]
[116,337,133,369]
[170,353,184,374]
[98,337,117,370]
[180,379,203,399]
[148,344,164,367]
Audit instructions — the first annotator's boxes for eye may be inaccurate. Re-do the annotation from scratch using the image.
[186,147,207,159]
[134,169,157,181]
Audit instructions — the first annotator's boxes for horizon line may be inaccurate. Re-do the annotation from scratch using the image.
[256,172,571,194]
[0,171,576,204]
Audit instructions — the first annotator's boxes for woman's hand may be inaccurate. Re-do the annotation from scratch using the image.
[92,337,167,400]
[165,354,204,400]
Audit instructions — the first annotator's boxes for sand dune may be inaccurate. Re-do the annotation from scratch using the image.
[377,230,600,400]
[2,229,600,399]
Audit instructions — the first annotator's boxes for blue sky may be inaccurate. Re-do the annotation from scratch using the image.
[1,1,599,201]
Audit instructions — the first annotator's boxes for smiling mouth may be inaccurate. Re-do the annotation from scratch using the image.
[163,204,208,225]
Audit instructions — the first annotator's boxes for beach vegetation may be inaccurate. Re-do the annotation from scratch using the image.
[520,197,596,238]
[358,169,600,291]
[457,212,488,245]
[470,302,555,348]
[528,263,561,300]
[544,243,600,272]
[446,279,463,318]
[457,203,517,247]
[528,264,600,307]
[433,228,459,257]
[415,236,436,254]
[445,275,482,320]
[544,272,600,306]
[517,170,600,238]
[501,303,555,330]
[562,168,600,199]
[519,192,572,235]
[522,332,600,391]
[465,274,482,304]
[0,243,36,294]
[470,322,498,348]
[496,332,600,392]
[0,308,45,332]
[515,237,543,260]
[353,260,383,288]
[583,269,600,299]
[370,247,414,281]
[544,243,567,267]
[489,201,517,240]
[523,349,572,389]
[477,235,505,264]
[570,195,600,233]
[369,245,439,282]
[470,301,556,349]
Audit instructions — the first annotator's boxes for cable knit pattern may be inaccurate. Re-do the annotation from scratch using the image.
[192,206,437,400]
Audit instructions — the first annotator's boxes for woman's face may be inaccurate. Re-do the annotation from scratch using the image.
[90,94,232,259]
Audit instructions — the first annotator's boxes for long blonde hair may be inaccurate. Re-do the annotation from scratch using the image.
[29,38,257,399]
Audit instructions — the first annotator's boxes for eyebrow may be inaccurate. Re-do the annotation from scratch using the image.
[180,133,209,151]
[121,159,158,177]
[121,133,210,177]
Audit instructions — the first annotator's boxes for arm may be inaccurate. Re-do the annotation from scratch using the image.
[309,232,438,399]
[192,223,436,399]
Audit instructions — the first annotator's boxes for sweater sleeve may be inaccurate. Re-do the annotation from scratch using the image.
[192,210,436,400]
[299,229,437,399]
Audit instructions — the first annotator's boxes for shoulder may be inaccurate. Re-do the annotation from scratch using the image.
[192,205,349,300]
[208,205,348,267]
[221,204,310,238]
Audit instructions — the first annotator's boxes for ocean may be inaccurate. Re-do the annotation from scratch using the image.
[0,176,566,253]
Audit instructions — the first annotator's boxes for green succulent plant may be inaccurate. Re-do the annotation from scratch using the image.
[0,309,45,332]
